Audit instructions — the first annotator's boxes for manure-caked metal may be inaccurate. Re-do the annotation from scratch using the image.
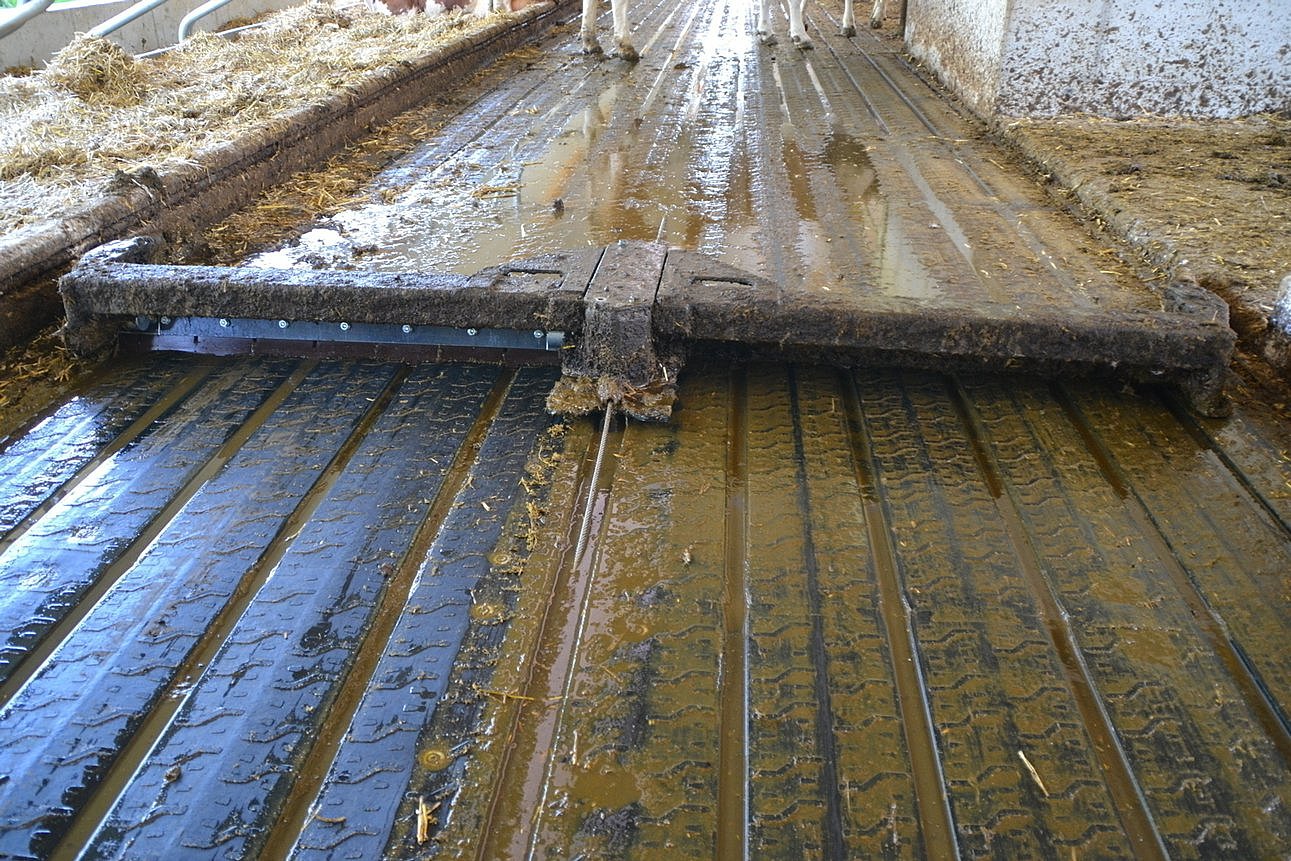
[59,236,1237,418]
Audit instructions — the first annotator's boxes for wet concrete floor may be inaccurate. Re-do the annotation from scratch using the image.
[2,0,1290,858]
[245,0,1157,321]
[216,0,1232,411]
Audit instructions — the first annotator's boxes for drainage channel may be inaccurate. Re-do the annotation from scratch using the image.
[717,365,750,861]
[946,377,1170,861]
[841,372,961,861]
[2,354,1290,856]
[472,404,624,860]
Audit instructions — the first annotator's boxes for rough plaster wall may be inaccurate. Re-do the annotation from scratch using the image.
[997,0,1291,117]
[905,0,1011,114]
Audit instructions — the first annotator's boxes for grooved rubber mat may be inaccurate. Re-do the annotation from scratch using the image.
[0,355,1287,859]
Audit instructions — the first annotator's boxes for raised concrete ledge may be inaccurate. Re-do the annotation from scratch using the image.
[994,118,1290,383]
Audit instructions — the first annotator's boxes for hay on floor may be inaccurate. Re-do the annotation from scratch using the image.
[0,1,510,233]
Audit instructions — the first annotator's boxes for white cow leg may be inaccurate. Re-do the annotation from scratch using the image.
[870,0,885,28]
[756,0,777,45]
[841,0,856,35]
[581,0,604,53]
[612,0,638,60]
[788,0,812,48]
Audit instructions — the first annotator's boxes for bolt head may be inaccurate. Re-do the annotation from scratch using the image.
[401,324,413,334]
[533,330,544,339]
[219,318,230,328]
[339,322,350,331]
[277,319,289,329]
[467,328,478,336]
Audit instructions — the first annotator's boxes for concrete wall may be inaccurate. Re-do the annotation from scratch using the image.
[906,0,1291,118]
[903,0,1010,113]
[1,0,298,70]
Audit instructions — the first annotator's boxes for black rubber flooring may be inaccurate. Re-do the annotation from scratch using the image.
[0,355,1288,859]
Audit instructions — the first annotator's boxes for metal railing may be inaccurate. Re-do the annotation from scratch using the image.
[2,0,265,48]
[89,0,173,37]
[178,0,236,40]
[137,19,264,56]
[0,0,57,41]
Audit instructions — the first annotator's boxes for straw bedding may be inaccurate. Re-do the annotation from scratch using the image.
[0,1,494,234]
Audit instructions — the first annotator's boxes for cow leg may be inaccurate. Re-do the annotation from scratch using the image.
[841,0,855,35]
[788,0,811,48]
[611,0,639,60]
[580,0,604,53]
[756,0,777,45]
[870,0,884,28]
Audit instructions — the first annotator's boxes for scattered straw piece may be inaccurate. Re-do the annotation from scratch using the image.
[201,105,450,261]
[1018,749,1050,797]
[415,795,440,844]
[0,325,86,440]
[472,183,523,197]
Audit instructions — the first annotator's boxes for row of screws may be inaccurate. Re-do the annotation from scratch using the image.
[140,317,547,341]
[207,319,547,339]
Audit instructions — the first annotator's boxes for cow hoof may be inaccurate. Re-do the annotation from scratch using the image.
[582,37,604,55]
[758,30,777,46]
[615,40,639,61]
[792,35,813,49]
[840,23,856,36]
[870,18,882,28]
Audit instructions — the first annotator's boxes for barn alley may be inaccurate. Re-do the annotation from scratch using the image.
[0,0,1289,858]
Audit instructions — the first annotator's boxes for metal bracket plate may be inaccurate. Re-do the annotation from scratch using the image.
[129,315,565,352]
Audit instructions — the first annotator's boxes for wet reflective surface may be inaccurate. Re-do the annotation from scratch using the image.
[2,0,1289,858]
[0,355,1288,859]
[243,0,1152,318]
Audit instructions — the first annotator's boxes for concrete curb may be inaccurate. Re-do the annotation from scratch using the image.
[995,119,1290,377]
[0,0,577,351]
